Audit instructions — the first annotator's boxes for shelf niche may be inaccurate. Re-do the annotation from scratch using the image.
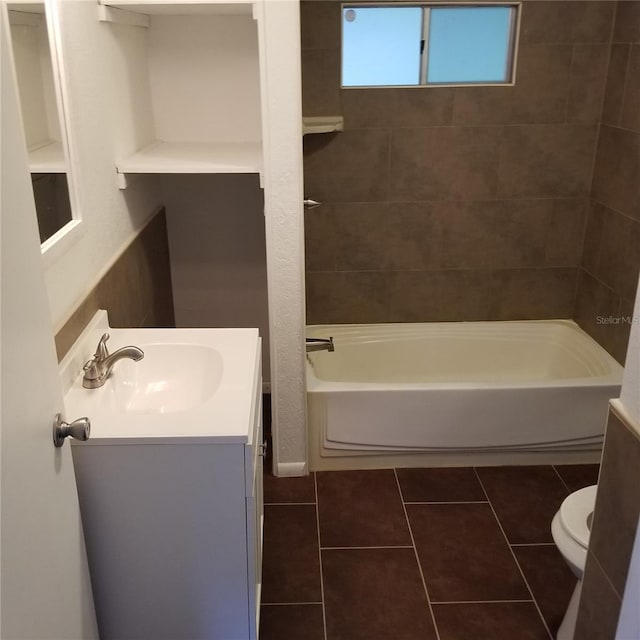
[99,1,263,187]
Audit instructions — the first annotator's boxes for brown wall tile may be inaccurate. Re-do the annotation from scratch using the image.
[302,49,341,117]
[341,89,395,129]
[621,45,640,132]
[304,130,390,202]
[493,268,577,320]
[581,201,607,274]
[54,209,175,361]
[592,126,640,221]
[589,409,640,596]
[573,270,624,359]
[521,1,614,44]
[393,89,454,127]
[304,207,337,272]
[613,1,640,43]
[331,203,439,271]
[300,1,340,51]
[544,199,588,267]
[575,551,622,640]
[390,127,501,201]
[597,209,640,300]
[602,44,630,126]
[568,45,610,124]
[498,125,597,197]
[387,270,496,323]
[434,200,547,270]
[306,271,388,324]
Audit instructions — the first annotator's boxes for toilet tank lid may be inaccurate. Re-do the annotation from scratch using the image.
[559,485,598,549]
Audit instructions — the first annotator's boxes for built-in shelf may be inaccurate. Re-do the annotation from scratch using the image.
[302,116,344,136]
[98,0,254,17]
[28,141,65,173]
[115,140,262,188]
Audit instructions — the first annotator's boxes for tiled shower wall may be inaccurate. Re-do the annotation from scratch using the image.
[303,1,614,324]
[574,1,640,364]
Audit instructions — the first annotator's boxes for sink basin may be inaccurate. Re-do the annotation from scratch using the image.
[61,317,260,444]
[108,344,223,414]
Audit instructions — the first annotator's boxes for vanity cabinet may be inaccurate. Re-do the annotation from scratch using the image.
[70,339,264,640]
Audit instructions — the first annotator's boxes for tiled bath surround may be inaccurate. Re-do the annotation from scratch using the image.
[302,1,640,364]
[54,209,175,360]
[575,1,640,364]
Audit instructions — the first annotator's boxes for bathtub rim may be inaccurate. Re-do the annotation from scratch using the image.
[306,319,623,393]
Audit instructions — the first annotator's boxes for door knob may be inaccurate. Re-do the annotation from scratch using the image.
[53,413,91,448]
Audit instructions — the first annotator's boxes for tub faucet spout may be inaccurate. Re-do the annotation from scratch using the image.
[82,332,144,389]
[306,337,335,353]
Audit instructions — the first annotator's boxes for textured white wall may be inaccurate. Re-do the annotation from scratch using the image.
[259,0,307,474]
[620,277,640,426]
[44,0,160,330]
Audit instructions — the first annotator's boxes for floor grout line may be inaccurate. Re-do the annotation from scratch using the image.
[321,545,414,550]
[264,502,317,506]
[510,542,556,547]
[473,468,555,640]
[313,473,328,640]
[432,599,535,605]
[404,500,489,505]
[393,468,442,640]
[261,601,324,606]
[551,465,573,494]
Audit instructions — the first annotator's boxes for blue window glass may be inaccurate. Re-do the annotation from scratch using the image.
[342,7,423,87]
[427,7,513,84]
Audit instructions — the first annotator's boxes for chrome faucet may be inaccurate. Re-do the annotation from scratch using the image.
[306,337,335,353]
[82,333,144,389]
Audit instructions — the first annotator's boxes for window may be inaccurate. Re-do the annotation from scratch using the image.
[341,4,519,88]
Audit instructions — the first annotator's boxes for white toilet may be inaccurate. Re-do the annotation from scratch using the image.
[551,484,598,640]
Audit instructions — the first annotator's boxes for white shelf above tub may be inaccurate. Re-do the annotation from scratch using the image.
[115,140,263,188]
[302,116,344,136]
[28,140,65,173]
[98,0,255,17]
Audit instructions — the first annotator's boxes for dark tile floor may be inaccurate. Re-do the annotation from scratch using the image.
[259,463,599,640]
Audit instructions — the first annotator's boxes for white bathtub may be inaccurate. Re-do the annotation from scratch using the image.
[306,321,623,469]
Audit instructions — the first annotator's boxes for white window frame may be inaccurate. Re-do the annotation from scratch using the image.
[341,2,522,89]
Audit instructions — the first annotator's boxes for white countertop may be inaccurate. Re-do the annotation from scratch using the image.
[62,313,260,445]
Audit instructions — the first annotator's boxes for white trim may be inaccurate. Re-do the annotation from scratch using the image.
[43,0,85,264]
[97,5,150,28]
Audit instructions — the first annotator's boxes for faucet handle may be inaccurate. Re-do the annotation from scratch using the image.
[96,333,110,359]
[82,355,98,374]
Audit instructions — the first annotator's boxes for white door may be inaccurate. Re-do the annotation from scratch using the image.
[1,8,98,639]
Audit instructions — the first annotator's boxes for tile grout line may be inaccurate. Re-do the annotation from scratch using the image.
[551,465,573,494]
[261,602,324,606]
[264,502,317,506]
[393,468,442,640]
[405,500,489,505]
[473,468,555,640]
[313,473,328,640]
[320,545,414,550]
[432,599,535,605]
[510,542,557,547]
